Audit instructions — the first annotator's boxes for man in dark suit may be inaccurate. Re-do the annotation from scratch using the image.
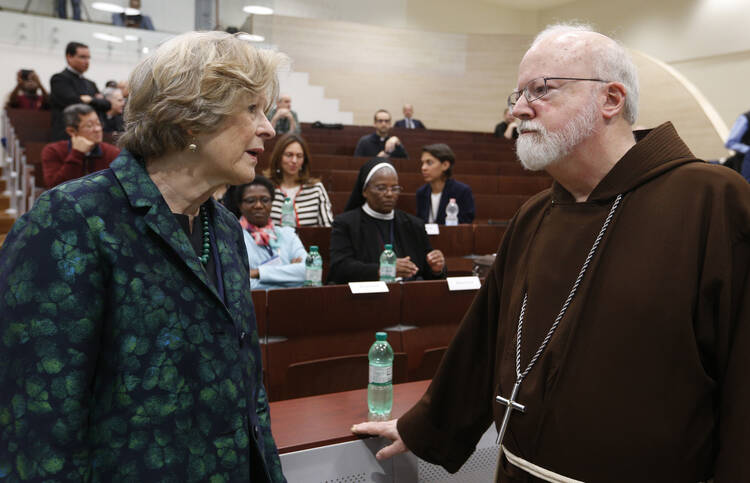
[49,42,110,141]
[354,109,408,158]
[394,104,426,129]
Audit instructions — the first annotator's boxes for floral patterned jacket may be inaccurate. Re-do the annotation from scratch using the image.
[0,151,285,482]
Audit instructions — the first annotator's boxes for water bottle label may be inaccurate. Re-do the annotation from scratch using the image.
[379,264,396,278]
[369,364,392,384]
[305,267,322,283]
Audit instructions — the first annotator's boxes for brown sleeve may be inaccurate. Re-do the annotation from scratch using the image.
[713,175,750,480]
[396,218,515,473]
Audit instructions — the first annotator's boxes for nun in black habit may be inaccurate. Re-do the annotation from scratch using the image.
[328,158,446,284]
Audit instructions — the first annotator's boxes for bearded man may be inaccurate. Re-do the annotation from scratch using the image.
[352,24,750,482]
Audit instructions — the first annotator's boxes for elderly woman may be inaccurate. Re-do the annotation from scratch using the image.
[416,143,475,224]
[328,158,446,284]
[238,175,307,290]
[265,132,333,227]
[0,32,287,482]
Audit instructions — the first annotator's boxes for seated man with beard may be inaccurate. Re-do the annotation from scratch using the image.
[352,23,750,482]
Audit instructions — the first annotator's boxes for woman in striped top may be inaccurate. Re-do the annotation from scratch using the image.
[264,133,334,227]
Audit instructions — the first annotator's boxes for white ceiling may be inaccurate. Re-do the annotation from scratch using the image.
[478,0,580,11]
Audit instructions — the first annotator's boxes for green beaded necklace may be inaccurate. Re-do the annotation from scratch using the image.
[198,205,210,264]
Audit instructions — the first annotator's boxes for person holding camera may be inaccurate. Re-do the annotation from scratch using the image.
[5,69,49,110]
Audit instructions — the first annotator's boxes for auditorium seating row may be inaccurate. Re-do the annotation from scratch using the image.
[251,279,480,401]
[289,154,548,177]
[295,223,506,278]
[318,169,551,195]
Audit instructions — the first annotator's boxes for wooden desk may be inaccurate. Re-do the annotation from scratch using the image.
[270,379,429,454]
[271,380,500,482]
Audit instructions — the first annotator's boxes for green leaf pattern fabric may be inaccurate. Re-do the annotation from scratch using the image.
[0,151,286,482]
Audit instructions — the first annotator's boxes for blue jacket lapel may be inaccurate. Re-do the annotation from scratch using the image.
[109,152,224,306]
[213,206,252,327]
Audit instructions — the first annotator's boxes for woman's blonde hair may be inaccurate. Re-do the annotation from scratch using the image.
[119,31,288,159]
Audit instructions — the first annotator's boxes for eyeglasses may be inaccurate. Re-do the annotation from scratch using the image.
[242,196,272,205]
[370,185,402,194]
[77,122,101,131]
[507,77,609,111]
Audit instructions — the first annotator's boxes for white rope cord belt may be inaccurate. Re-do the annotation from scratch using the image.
[502,446,583,483]
[502,446,714,483]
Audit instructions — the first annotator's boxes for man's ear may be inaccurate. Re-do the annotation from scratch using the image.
[601,82,627,120]
[65,126,77,138]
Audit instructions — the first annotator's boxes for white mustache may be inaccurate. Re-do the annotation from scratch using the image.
[518,120,545,134]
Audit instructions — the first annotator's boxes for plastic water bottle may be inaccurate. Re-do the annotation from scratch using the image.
[379,244,397,282]
[281,197,295,227]
[368,332,394,420]
[304,246,323,287]
[445,198,459,226]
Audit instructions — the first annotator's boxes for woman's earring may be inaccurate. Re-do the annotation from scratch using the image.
[188,140,197,152]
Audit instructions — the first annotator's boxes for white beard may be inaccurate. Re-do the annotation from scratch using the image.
[516,98,599,171]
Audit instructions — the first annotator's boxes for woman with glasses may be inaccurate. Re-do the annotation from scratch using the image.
[238,175,308,290]
[264,132,334,227]
[328,158,446,284]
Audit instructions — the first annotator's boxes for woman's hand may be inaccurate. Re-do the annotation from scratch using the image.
[249,268,260,279]
[396,256,418,278]
[351,419,408,460]
[426,249,445,274]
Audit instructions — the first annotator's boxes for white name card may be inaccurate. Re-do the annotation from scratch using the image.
[348,281,389,294]
[425,223,440,235]
[447,276,481,291]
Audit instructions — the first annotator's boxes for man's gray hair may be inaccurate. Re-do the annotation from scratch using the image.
[532,23,639,125]
[101,87,121,100]
[62,103,95,128]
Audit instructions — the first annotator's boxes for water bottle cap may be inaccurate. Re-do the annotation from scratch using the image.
[285,197,291,201]
[375,332,387,341]
[384,244,393,250]
[310,246,318,252]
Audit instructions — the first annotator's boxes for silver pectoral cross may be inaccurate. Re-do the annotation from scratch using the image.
[495,381,526,445]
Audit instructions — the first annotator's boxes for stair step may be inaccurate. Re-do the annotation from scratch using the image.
[0,214,15,234]
[0,196,9,210]
[0,178,5,191]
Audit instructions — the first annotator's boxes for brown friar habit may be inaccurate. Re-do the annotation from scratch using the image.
[397,122,750,482]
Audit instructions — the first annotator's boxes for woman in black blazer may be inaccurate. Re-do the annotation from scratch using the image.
[415,143,476,224]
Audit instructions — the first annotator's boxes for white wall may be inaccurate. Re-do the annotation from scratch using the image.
[0,11,172,108]
[216,0,538,35]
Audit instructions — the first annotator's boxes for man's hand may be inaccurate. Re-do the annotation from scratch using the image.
[79,94,93,104]
[291,256,303,263]
[71,135,94,154]
[384,136,401,154]
[396,256,418,278]
[351,419,408,460]
[249,268,260,279]
[426,249,445,273]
